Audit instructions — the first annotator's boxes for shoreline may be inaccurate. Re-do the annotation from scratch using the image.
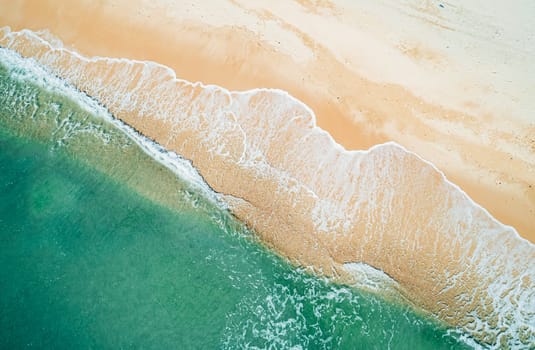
[1,2,534,346]
[2,27,532,347]
[1,0,533,240]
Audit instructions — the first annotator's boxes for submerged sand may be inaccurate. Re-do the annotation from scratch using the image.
[1,1,534,348]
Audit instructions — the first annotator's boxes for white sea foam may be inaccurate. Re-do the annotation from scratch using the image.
[342,262,401,295]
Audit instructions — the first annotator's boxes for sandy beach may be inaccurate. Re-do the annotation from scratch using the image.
[1,0,533,240]
[1,1,534,347]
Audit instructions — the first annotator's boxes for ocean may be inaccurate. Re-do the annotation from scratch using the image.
[0,47,475,348]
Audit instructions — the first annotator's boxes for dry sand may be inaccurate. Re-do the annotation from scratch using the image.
[1,0,533,240]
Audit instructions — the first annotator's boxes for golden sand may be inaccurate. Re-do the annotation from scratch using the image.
[1,0,533,240]
[1,1,534,347]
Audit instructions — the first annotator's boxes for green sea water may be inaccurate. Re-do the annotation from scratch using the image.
[0,48,475,349]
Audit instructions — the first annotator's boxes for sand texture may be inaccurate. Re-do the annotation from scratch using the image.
[1,0,533,239]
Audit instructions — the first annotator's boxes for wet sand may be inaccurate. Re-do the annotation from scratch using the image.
[1,0,533,241]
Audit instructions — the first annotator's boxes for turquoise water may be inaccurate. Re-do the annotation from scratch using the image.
[0,48,474,349]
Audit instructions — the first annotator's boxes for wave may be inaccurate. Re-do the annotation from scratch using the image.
[0,41,221,209]
[1,27,533,348]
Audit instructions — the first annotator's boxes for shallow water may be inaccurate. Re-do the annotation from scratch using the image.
[0,48,477,349]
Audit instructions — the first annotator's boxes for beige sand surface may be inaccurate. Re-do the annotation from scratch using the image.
[1,0,533,240]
